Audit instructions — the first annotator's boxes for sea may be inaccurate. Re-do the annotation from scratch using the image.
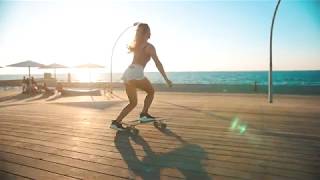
[0,71,319,86]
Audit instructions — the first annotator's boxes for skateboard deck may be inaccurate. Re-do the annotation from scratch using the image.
[121,117,167,134]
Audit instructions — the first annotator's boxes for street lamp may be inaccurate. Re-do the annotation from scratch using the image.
[269,0,281,103]
[109,22,140,94]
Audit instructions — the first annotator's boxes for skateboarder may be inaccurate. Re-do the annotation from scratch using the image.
[110,23,172,131]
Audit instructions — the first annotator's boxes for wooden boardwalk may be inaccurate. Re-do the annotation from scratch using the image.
[0,90,319,180]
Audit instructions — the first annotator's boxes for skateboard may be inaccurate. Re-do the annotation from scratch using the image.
[121,118,167,134]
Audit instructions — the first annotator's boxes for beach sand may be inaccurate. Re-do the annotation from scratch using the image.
[0,88,319,179]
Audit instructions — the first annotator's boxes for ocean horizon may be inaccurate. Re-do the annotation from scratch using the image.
[0,70,319,86]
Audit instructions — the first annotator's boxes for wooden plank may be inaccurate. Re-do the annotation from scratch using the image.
[0,160,76,180]
[0,122,315,156]
[0,128,318,169]
[0,170,31,180]
[0,144,187,180]
[0,118,318,160]
[1,107,318,140]
[0,133,318,179]
[1,119,319,153]
[0,123,317,158]
[0,151,124,180]
[0,92,319,179]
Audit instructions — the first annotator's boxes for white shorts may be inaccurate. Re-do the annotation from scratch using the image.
[121,64,145,83]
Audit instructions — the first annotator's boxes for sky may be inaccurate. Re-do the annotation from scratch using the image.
[0,0,319,74]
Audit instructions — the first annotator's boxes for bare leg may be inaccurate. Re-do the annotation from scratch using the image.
[115,82,137,122]
[135,78,155,114]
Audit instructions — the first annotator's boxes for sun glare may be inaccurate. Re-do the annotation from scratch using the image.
[72,69,103,83]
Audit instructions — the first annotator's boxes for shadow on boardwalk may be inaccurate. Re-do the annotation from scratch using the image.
[0,92,55,103]
[0,93,38,102]
[53,101,123,110]
[114,128,211,179]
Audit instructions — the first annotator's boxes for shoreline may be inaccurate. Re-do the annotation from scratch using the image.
[0,79,319,95]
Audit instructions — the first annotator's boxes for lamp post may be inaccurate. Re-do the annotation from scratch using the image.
[109,23,139,94]
[269,0,281,103]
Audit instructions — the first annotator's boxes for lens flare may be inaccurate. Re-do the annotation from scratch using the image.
[230,117,248,135]
[239,124,247,134]
[230,117,239,130]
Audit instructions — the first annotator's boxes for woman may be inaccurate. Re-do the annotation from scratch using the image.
[110,23,172,131]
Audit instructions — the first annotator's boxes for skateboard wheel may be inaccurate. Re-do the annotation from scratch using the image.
[153,121,159,127]
[160,123,167,129]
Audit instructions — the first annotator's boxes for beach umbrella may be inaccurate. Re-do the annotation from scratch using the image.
[75,63,104,69]
[40,63,68,79]
[7,60,44,78]
[75,63,104,82]
[7,60,44,93]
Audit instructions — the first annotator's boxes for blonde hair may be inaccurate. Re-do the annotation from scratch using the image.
[128,23,150,53]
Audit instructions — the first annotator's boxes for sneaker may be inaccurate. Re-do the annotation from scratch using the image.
[110,120,126,131]
[139,113,155,123]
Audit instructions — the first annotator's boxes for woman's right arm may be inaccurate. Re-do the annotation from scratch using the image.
[148,44,172,87]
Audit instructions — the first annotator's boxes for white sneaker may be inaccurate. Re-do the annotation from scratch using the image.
[139,116,154,123]
[110,120,126,131]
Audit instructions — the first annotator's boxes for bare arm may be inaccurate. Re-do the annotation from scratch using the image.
[148,44,172,87]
